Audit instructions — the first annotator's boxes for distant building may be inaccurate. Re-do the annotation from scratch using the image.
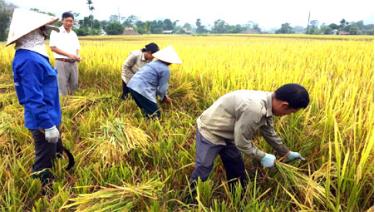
[181,28,192,34]
[242,29,260,34]
[100,29,106,35]
[123,27,139,35]
[162,30,173,34]
[338,31,350,35]
[331,29,338,35]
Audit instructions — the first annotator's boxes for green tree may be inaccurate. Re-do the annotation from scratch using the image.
[328,23,339,30]
[226,24,246,33]
[162,19,174,31]
[252,24,261,33]
[150,20,163,33]
[325,20,373,35]
[339,19,349,31]
[212,19,227,33]
[123,15,137,27]
[307,20,320,34]
[135,20,146,34]
[319,23,332,34]
[195,19,207,33]
[276,23,294,34]
[182,23,192,32]
[86,0,95,29]
[0,0,15,41]
[135,20,151,34]
[347,23,360,35]
[77,16,101,36]
[87,0,94,15]
[362,23,374,35]
[244,21,262,33]
[104,21,123,35]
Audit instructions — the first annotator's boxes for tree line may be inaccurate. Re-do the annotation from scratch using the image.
[0,0,373,41]
[277,20,374,35]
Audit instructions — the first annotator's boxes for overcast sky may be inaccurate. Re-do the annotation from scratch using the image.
[6,0,374,29]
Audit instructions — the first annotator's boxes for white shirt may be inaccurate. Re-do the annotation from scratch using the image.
[49,26,80,59]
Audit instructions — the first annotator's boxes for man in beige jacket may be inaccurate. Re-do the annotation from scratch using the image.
[120,42,159,100]
[189,83,309,192]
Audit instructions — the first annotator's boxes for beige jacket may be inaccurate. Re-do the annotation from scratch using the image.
[197,90,290,160]
[121,50,151,83]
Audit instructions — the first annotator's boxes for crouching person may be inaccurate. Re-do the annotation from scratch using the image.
[127,46,182,118]
[188,83,309,200]
[120,42,159,100]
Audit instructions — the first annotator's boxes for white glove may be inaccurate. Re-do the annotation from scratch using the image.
[285,151,305,162]
[260,153,276,168]
[45,125,59,143]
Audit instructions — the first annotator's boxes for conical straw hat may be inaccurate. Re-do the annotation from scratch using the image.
[152,46,182,64]
[6,8,58,46]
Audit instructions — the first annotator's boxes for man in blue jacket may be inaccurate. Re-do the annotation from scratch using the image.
[6,9,68,187]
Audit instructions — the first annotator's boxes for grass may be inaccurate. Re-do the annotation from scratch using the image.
[0,34,373,211]
[62,178,164,211]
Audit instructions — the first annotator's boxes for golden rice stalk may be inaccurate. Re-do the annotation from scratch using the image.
[62,178,164,211]
[0,92,17,109]
[94,118,151,164]
[168,81,198,105]
[0,105,23,133]
[275,162,335,209]
[0,83,13,89]
[62,95,112,118]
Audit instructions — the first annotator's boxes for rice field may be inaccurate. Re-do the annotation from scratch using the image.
[0,34,373,211]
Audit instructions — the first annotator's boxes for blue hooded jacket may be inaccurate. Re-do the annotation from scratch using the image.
[12,49,61,129]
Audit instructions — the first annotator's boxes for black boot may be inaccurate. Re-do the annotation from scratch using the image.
[31,169,55,195]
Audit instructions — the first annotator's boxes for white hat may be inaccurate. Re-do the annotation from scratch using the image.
[6,8,58,46]
[152,46,182,64]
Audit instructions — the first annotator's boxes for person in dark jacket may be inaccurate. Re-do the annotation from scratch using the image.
[6,9,70,188]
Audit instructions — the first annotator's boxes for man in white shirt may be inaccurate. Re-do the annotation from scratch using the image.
[50,12,80,96]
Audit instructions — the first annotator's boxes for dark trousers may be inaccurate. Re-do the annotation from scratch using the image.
[190,128,247,187]
[121,80,130,99]
[30,128,63,173]
[129,88,160,118]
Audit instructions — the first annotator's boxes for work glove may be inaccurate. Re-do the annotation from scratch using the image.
[285,151,305,162]
[260,153,276,168]
[45,125,60,143]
